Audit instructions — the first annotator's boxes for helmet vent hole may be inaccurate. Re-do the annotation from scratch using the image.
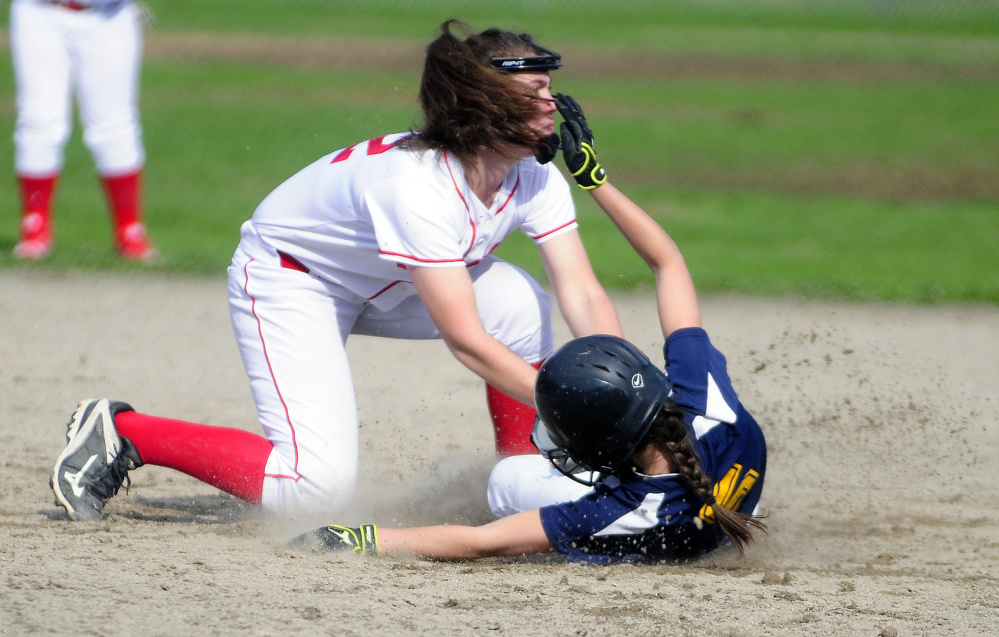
[592,364,610,373]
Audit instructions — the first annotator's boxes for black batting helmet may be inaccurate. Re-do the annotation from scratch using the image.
[532,335,672,485]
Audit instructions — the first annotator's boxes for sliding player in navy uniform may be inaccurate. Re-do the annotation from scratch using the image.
[291,94,767,564]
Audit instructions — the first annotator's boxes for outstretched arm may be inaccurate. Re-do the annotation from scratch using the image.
[294,511,554,560]
[378,510,553,559]
[589,184,701,337]
[555,94,701,338]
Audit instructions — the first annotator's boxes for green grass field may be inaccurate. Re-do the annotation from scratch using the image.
[1,1,997,303]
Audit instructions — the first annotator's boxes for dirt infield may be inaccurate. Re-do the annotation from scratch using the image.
[1,270,996,635]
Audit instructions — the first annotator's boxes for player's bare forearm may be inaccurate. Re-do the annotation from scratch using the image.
[555,283,621,338]
[589,182,701,335]
[377,510,554,560]
[554,92,698,334]
[590,183,679,271]
[447,334,539,406]
[538,231,623,338]
[411,265,538,405]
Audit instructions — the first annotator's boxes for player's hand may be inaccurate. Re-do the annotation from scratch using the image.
[288,523,379,555]
[554,93,607,190]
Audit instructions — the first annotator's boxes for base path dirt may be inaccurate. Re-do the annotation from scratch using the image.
[1,271,996,635]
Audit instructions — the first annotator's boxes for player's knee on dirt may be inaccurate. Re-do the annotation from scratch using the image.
[262,472,357,518]
[261,444,358,517]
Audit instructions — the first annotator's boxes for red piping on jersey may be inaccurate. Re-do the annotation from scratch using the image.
[494,177,519,215]
[367,279,404,301]
[532,219,577,241]
[376,249,464,264]
[244,259,302,482]
[375,152,518,269]
[443,153,477,260]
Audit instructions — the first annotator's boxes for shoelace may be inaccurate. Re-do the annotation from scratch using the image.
[90,449,136,500]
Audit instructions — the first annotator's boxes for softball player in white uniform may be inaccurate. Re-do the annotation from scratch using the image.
[227,132,600,514]
[49,21,623,521]
[10,0,155,261]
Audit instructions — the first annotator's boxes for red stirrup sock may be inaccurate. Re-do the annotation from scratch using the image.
[487,362,544,456]
[115,411,272,504]
[100,169,142,230]
[101,169,157,261]
[14,175,59,259]
[18,174,58,219]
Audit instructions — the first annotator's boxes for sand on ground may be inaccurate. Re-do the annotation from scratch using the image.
[1,270,996,636]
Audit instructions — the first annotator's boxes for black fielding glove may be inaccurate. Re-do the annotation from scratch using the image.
[534,132,561,165]
[554,93,607,190]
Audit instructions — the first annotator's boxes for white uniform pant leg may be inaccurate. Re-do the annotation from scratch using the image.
[469,257,554,364]
[228,249,364,517]
[352,256,554,363]
[73,3,145,175]
[11,0,74,176]
[487,455,594,518]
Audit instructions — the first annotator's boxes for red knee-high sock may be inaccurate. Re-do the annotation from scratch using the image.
[487,362,543,456]
[100,169,143,232]
[18,174,58,225]
[115,411,272,504]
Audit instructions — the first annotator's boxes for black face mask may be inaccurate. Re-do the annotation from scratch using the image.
[534,132,561,164]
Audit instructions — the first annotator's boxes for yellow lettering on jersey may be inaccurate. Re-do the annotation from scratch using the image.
[699,463,760,524]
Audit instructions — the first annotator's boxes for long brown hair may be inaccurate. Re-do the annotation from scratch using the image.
[405,19,549,160]
[640,403,767,554]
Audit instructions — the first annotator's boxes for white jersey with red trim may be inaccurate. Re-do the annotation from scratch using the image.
[245,133,578,310]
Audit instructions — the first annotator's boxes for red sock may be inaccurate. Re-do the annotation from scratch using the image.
[115,411,272,504]
[487,362,543,456]
[100,169,142,232]
[18,174,58,221]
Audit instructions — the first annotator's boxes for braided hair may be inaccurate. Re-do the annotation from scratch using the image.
[640,402,767,554]
[404,19,550,160]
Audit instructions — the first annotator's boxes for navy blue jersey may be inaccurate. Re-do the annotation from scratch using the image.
[539,327,767,565]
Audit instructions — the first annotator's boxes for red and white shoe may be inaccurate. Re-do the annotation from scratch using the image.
[13,212,53,260]
[116,223,157,263]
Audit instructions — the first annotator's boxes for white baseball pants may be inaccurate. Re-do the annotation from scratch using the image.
[10,0,144,176]
[487,454,594,518]
[228,235,555,516]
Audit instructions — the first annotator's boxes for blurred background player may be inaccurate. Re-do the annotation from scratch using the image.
[289,95,767,564]
[9,0,156,261]
[49,21,621,521]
